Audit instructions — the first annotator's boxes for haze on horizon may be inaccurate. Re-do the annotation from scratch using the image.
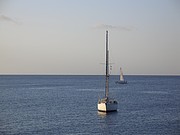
[0,0,180,75]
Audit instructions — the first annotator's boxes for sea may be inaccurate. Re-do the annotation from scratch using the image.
[0,75,179,135]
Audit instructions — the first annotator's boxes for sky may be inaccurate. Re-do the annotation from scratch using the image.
[0,0,180,75]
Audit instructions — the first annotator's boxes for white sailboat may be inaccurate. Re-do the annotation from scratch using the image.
[116,67,127,84]
[98,31,118,112]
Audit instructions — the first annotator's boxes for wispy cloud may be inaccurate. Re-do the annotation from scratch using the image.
[0,14,19,24]
[93,24,135,31]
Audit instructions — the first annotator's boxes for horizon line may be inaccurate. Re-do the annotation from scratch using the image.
[0,73,179,76]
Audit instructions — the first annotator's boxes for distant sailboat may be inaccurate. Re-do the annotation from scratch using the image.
[116,67,127,84]
[98,31,118,112]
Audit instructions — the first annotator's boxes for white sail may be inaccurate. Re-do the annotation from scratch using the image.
[120,67,124,81]
[116,67,127,84]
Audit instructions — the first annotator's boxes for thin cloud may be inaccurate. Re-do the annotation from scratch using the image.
[0,14,19,24]
[93,24,135,31]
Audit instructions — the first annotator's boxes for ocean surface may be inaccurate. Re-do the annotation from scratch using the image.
[0,75,180,135]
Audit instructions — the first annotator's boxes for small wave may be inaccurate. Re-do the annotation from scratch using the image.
[141,91,168,94]
[77,89,104,92]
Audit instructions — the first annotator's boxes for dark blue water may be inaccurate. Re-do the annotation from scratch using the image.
[0,75,180,135]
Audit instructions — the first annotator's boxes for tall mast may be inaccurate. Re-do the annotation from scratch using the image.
[105,30,109,98]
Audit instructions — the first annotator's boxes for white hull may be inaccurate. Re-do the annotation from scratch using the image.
[98,102,118,112]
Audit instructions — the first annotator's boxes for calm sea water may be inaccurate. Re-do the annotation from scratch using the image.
[0,75,180,135]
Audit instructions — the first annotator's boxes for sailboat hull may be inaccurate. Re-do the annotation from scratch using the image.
[115,80,127,84]
[97,31,118,112]
[98,102,118,112]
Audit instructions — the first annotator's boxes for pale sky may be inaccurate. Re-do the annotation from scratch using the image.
[0,0,180,75]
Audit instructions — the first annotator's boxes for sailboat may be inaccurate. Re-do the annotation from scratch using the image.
[98,31,118,112]
[115,67,127,84]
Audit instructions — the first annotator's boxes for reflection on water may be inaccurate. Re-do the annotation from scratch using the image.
[97,111,107,118]
[97,111,119,134]
[97,111,118,118]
